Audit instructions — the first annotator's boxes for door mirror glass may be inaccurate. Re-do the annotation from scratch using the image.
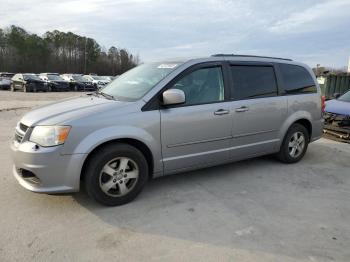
[162,89,185,105]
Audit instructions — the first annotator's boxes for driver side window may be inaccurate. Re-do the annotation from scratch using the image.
[170,66,224,106]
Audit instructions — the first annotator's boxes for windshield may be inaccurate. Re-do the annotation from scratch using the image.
[72,75,86,82]
[338,91,350,102]
[101,62,181,101]
[47,74,64,81]
[23,74,41,81]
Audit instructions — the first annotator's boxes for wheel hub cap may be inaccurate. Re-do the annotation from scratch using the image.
[99,157,139,197]
[288,131,305,158]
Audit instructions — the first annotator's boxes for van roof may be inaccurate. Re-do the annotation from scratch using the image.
[155,54,307,68]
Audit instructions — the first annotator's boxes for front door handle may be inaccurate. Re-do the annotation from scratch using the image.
[235,106,249,112]
[214,109,229,115]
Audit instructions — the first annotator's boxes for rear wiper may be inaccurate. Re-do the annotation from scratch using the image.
[95,90,115,100]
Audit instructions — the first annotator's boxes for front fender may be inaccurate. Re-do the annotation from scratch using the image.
[67,125,163,174]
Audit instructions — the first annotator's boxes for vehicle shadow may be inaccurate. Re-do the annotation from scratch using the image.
[73,139,350,261]
[73,147,338,260]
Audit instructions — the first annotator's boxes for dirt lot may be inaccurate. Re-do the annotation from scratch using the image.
[0,91,350,261]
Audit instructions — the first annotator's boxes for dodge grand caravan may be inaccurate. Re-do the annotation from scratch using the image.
[11,55,324,206]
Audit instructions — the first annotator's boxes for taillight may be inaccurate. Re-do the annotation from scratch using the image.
[321,95,326,113]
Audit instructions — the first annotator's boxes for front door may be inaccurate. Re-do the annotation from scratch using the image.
[160,64,232,172]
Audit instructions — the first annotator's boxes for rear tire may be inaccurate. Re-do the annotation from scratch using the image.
[84,143,149,206]
[277,123,309,163]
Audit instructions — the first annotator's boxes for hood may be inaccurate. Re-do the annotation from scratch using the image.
[21,95,132,126]
[325,99,350,116]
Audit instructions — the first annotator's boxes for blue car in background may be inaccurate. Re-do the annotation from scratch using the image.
[324,91,350,142]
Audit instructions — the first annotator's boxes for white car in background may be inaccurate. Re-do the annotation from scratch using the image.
[83,75,110,89]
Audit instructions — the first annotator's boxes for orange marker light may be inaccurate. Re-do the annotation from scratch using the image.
[57,126,71,144]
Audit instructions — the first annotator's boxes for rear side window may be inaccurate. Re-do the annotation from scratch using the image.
[230,66,277,100]
[279,64,316,94]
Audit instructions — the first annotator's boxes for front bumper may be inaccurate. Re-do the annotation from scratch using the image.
[323,112,350,142]
[11,140,86,193]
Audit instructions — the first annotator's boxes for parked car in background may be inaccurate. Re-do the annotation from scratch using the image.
[0,72,14,90]
[11,73,48,92]
[11,55,323,206]
[101,76,115,81]
[83,75,110,89]
[39,73,70,92]
[324,90,350,141]
[61,74,95,91]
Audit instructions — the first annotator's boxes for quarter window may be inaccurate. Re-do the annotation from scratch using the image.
[279,64,316,94]
[169,66,225,106]
[230,66,278,100]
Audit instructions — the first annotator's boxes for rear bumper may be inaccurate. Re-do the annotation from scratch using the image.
[11,140,86,193]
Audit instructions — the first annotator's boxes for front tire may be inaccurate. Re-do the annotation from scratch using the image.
[84,143,149,206]
[277,123,309,163]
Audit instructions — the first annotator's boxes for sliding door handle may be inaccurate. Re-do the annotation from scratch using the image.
[214,109,229,115]
[235,106,249,112]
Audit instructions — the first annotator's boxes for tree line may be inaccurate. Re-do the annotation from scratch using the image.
[0,25,139,75]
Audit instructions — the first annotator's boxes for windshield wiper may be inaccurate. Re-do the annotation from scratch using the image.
[95,90,115,100]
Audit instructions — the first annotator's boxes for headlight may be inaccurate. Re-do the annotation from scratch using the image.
[29,126,71,147]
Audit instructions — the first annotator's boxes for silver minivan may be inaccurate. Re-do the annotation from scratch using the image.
[11,55,324,206]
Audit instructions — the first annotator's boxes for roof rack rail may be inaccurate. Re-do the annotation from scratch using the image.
[211,54,292,61]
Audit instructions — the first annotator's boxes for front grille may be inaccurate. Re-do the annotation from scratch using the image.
[14,122,28,143]
[324,112,350,129]
[19,123,28,133]
[14,132,23,143]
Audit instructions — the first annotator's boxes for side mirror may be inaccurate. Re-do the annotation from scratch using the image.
[334,93,341,99]
[162,89,185,106]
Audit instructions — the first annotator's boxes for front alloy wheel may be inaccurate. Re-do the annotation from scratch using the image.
[99,157,139,197]
[84,143,149,206]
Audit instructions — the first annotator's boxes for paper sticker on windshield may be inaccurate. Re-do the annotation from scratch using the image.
[158,64,178,69]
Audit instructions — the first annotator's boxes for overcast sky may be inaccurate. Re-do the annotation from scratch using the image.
[1,0,349,68]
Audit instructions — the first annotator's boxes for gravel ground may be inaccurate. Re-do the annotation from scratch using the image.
[0,90,350,262]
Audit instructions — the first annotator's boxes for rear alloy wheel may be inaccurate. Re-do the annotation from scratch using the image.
[84,143,149,206]
[277,123,309,163]
[288,131,305,158]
